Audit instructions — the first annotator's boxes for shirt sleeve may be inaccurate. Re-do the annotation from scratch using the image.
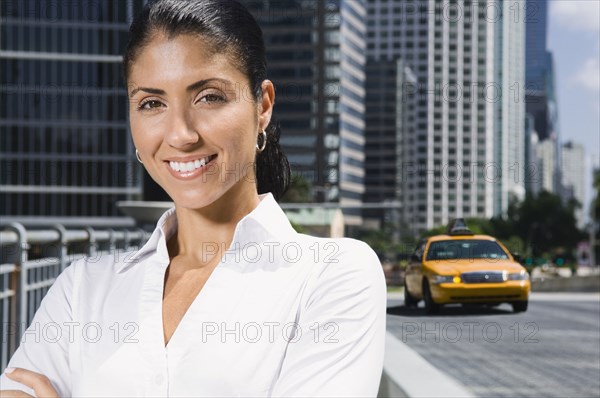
[0,261,77,396]
[270,240,387,397]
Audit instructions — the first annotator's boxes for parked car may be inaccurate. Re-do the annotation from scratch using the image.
[404,219,530,313]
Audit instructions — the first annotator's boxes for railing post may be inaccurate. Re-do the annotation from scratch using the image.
[108,229,116,252]
[52,224,68,272]
[123,229,131,251]
[107,229,117,261]
[6,223,28,342]
[85,227,97,258]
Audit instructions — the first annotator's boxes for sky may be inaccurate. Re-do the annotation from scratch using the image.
[547,0,600,216]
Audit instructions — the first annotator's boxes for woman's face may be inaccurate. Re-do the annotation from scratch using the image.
[127,33,273,210]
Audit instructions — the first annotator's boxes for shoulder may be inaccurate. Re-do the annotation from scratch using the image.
[289,235,386,326]
[295,234,381,270]
[294,234,385,295]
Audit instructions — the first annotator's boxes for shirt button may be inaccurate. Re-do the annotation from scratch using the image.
[155,374,164,385]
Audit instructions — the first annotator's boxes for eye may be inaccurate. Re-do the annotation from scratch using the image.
[198,93,226,104]
[137,99,164,111]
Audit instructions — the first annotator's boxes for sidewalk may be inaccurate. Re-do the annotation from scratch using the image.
[379,331,474,398]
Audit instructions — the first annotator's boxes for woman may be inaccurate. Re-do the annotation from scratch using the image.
[1,0,386,396]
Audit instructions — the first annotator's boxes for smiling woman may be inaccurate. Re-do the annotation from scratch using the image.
[0,1,386,397]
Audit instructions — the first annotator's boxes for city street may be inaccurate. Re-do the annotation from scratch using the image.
[387,292,600,397]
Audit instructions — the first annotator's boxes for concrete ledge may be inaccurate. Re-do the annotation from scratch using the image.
[378,332,474,398]
[531,275,600,292]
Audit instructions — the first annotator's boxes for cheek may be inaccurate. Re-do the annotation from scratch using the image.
[129,115,160,150]
[217,111,258,158]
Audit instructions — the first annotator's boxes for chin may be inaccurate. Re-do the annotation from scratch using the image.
[171,191,223,210]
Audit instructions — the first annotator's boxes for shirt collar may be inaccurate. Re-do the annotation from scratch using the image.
[117,193,296,273]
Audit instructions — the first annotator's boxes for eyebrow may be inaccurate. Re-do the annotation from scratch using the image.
[128,77,233,97]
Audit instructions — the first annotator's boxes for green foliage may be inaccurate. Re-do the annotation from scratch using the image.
[356,228,395,256]
[289,221,306,234]
[502,236,526,256]
[513,191,585,256]
[355,226,409,261]
[280,174,312,203]
[420,225,446,238]
[419,190,585,261]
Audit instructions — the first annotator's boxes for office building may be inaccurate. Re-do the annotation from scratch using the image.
[561,142,586,228]
[524,0,561,197]
[364,59,417,232]
[366,0,525,232]
[535,138,556,193]
[242,0,367,225]
[525,0,557,142]
[524,113,540,194]
[0,0,146,220]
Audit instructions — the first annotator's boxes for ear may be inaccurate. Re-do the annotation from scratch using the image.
[258,79,275,131]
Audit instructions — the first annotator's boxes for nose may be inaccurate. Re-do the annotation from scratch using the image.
[164,108,201,149]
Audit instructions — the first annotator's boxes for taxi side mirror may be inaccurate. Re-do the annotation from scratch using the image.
[512,253,522,263]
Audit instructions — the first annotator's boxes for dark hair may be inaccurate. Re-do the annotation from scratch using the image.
[123,0,290,200]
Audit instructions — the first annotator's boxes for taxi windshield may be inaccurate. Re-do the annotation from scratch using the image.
[426,239,509,261]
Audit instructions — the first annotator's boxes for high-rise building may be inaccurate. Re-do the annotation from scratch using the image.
[366,0,525,232]
[0,0,146,221]
[363,59,417,231]
[493,0,526,214]
[561,142,586,228]
[525,0,547,96]
[524,113,540,194]
[535,138,556,193]
[525,0,559,140]
[524,0,560,198]
[242,0,367,225]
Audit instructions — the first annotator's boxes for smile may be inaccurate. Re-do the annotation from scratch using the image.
[168,155,217,173]
[165,154,218,180]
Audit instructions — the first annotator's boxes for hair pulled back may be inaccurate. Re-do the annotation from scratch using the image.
[123,0,290,200]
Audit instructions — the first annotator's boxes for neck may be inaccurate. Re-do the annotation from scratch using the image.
[168,184,261,267]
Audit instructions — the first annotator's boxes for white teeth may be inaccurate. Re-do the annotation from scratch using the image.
[168,156,212,173]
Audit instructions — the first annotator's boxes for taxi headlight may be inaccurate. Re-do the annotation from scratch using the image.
[508,271,529,280]
[431,275,461,284]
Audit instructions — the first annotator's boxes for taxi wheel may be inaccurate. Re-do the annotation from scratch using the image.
[404,282,418,308]
[511,301,528,313]
[422,280,440,314]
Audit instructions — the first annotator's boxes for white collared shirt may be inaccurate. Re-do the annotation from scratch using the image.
[1,193,386,397]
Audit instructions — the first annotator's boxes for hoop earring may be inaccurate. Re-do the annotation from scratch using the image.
[135,149,143,164]
[256,130,267,153]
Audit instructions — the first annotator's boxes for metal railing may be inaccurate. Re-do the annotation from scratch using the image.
[0,223,149,370]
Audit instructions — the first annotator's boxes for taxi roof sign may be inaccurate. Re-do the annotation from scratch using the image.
[447,218,474,235]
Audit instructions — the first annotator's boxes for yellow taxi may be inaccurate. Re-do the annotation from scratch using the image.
[404,219,530,313]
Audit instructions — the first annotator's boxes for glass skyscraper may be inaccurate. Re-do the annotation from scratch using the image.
[0,0,146,220]
[242,0,366,225]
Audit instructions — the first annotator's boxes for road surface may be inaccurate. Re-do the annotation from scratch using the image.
[386,292,600,397]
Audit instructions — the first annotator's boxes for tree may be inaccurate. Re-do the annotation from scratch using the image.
[512,191,585,257]
[280,174,312,203]
[418,191,584,261]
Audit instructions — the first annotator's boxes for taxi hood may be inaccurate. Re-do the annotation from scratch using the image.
[425,259,525,274]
